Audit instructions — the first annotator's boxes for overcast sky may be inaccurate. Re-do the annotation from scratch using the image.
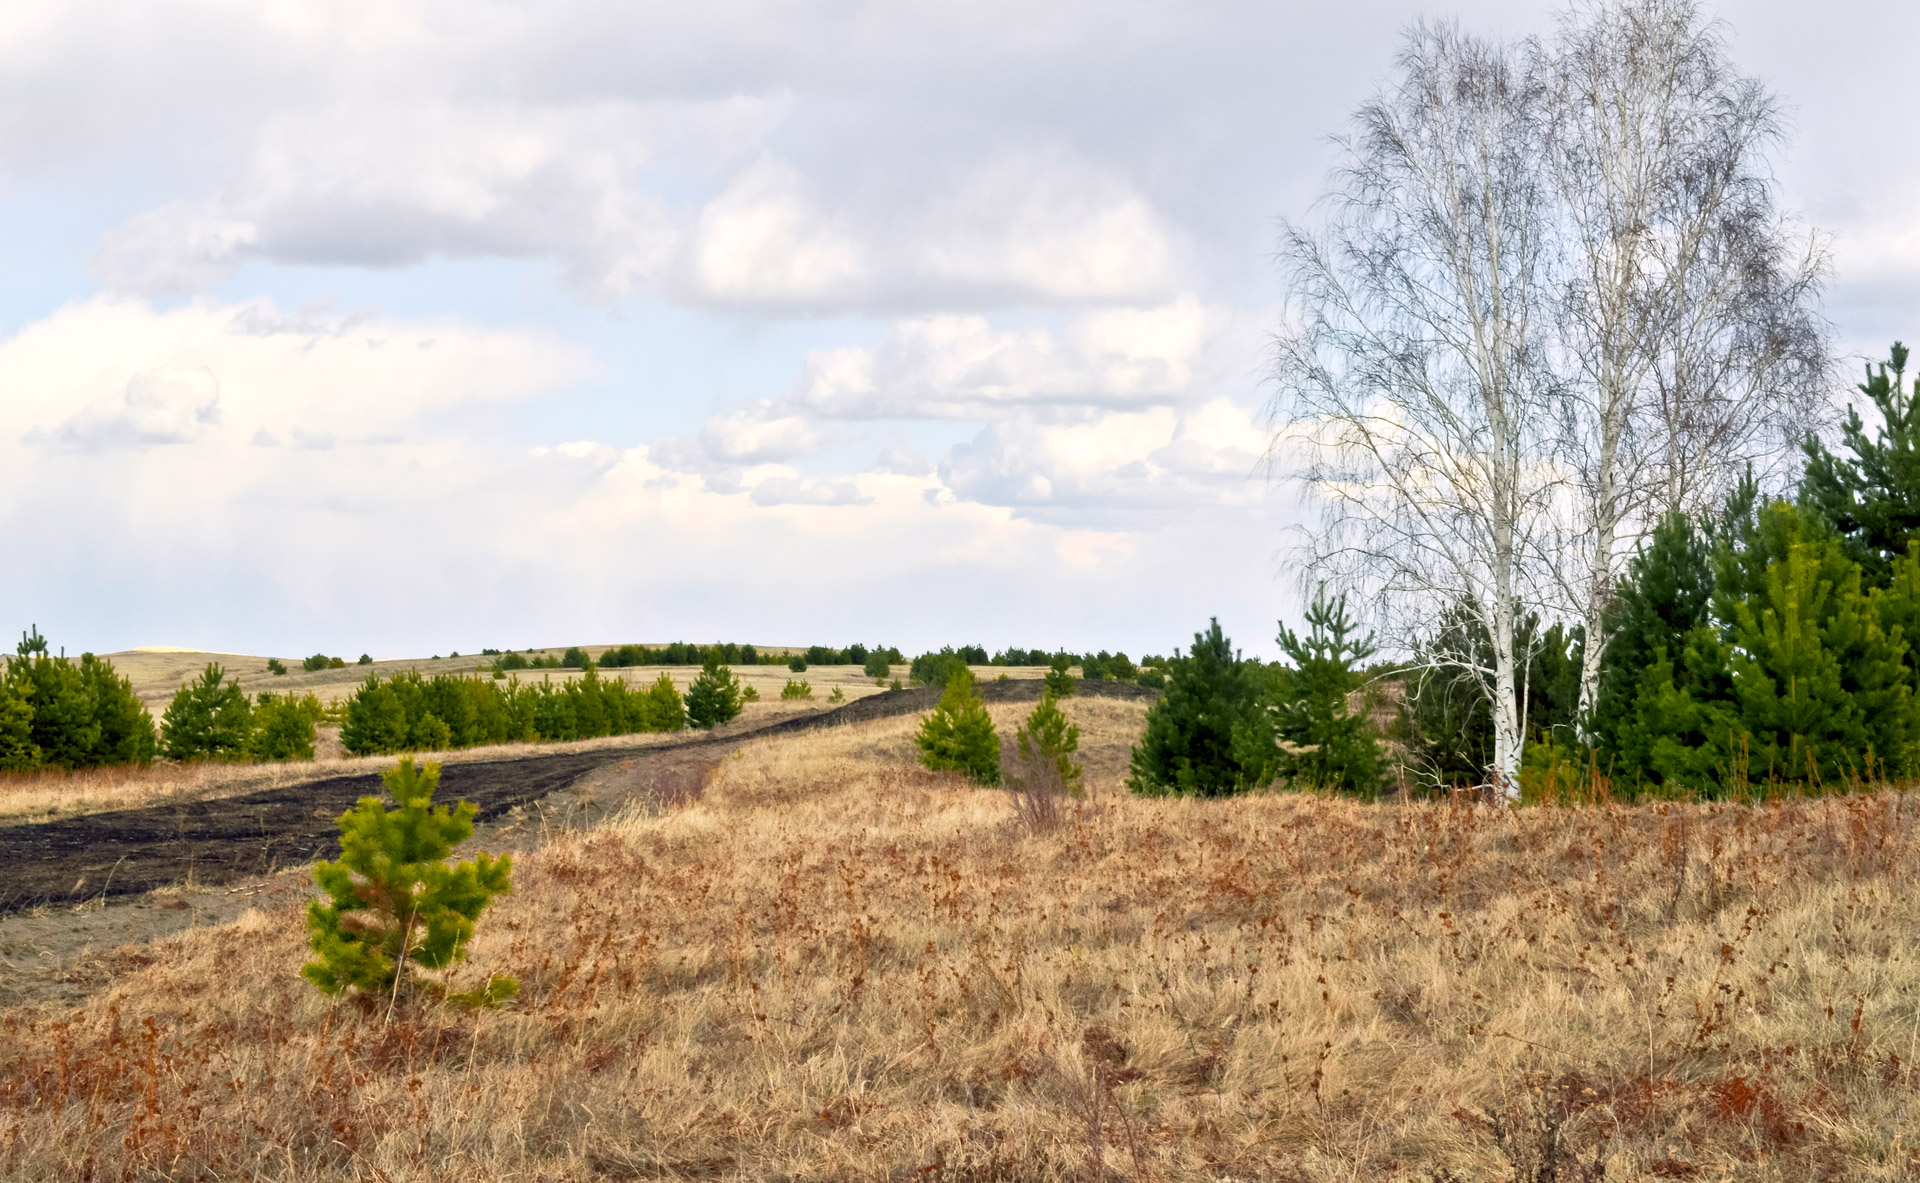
[3,0,1917,661]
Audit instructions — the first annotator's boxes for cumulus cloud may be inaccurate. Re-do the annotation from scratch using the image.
[1,297,593,450]
[787,297,1213,419]
[939,399,1267,524]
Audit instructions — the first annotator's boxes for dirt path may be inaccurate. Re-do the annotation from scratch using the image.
[0,679,1156,913]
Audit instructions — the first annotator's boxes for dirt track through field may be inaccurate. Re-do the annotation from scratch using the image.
[0,679,1157,913]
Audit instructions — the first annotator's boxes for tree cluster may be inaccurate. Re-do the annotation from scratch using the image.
[0,630,156,771]
[158,663,328,762]
[341,665,688,755]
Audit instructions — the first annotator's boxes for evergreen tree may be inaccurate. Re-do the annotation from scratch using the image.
[1014,691,1082,796]
[1269,589,1384,796]
[684,659,743,728]
[252,694,319,761]
[639,673,687,731]
[862,651,892,680]
[1591,511,1716,757]
[1128,619,1263,796]
[1802,343,1920,585]
[0,664,38,771]
[341,677,410,755]
[911,648,969,689]
[1044,653,1076,697]
[160,664,254,761]
[303,758,516,1009]
[916,668,1000,784]
[21,655,100,768]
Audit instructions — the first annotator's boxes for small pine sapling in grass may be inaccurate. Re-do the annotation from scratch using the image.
[742,684,760,702]
[304,758,516,1014]
[1016,691,1083,797]
[788,656,807,673]
[1270,587,1385,797]
[863,651,892,680]
[267,657,288,676]
[828,686,846,704]
[358,653,373,665]
[1045,653,1077,697]
[916,668,1000,784]
[781,678,813,700]
[685,659,743,728]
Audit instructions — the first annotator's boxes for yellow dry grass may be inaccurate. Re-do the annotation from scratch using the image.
[3,697,1919,1180]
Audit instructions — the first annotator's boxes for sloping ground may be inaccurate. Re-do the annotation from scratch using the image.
[0,679,1156,912]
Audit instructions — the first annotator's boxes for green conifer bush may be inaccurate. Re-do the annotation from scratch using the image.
[863,651,891,679]
[341,678,411,755]
[1044,654,1076,698]
[685,659,743,728]
[0,668,37,771]
[788,656,808,673]
[630,673,683,732]
[1266,589,1385,797]
[303,758,516,1011]
[267,658,288,676]
[1128,620,1263,796]
[916,668,1000,784]
[1015,691,1082,796]
[251,693,321,761]
[781,679,813,700]
[160,664,254,761]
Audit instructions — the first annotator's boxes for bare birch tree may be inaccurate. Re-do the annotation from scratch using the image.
[1273,23,1562,799]
[1542,0,1829,727]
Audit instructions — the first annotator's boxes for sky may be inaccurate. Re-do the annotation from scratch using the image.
[3,0,1918,661]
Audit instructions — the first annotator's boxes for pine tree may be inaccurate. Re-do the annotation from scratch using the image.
[0,663,38,771]
[81,654,156,766]
[251,694,319,761]
[1014,691,1082,796]
[160,664,253,761]
[21,654,100,769]
[1128,619,1262,796]
[685,659,743,728]
[1269,589,1384,796]
[1044,653,1076,697]
[862,651,892,680]
[1802,343,1920,585]
[341,677,410,755]
[639,673,687,731]
[916,668,1000,784]
[303,758,516,1010]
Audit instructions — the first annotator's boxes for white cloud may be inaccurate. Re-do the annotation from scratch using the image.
[748,475,870,507]
[939,399,1267,523]
[788,297,1213,419]
[32,366,222,450]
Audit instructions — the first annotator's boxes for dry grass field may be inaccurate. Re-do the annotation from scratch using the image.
[3,696,1919,1180]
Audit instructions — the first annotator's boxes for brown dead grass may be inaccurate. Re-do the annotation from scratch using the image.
[4,697,1920,1180]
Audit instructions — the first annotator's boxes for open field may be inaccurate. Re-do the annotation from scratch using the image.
[101,647,1016,716]
[0,682,1157,912]
[3,693,1920,1179]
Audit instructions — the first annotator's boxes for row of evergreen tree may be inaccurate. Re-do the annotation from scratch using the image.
[340,662,751,755]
